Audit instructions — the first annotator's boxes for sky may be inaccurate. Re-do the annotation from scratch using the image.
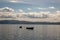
[0,0,60,22]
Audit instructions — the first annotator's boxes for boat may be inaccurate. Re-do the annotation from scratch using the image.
[19,26,22,28]
[26,27,34,30]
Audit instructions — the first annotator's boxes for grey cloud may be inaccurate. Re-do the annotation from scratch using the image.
[0,15,16,18]
[18,13,49,18]
[0,7,14,12]
[25,14,48,18]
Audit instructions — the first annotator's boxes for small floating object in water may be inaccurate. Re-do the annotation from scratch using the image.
[19,26,22,28]
[26,27,34,30]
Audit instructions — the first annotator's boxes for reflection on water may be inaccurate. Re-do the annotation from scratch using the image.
[0,24,60,40]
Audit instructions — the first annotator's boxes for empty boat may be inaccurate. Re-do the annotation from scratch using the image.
[26,27,34,30]
[19,26,22,28]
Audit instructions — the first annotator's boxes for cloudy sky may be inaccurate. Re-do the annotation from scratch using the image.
[0,0,60,22]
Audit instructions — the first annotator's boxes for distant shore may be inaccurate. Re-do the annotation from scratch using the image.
[0,20,60,25]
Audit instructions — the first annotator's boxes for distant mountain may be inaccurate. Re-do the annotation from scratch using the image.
[0,20,30,24]
[0,20,60,25]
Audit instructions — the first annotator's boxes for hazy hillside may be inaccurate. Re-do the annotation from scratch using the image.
[0,20,60,24]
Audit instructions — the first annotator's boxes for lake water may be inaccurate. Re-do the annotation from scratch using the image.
[0,24,60,40]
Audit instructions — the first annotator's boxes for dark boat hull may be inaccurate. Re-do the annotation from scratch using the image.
[19,26,22,28]
[26,27,34,30]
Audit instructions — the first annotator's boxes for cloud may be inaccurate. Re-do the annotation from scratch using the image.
[0,7,14,12]
[9,0,17,1]
[0,7,16,18]
[9,0,22,3]
[8,0,30,4]
[9,1,18,3]
[27,8,32,10]
[16,11,60,19]
[0,10,60,22]
[0,6,60,22]
[48,6,55,9]
[37,6,55,10]
[37,7,47,10]
[0,12,16,18]
[26,12,50,18]
[18,9,24,13]
[56,11,60,13]
[0,15,15,18]
[0,7,59,19]
[15,11,50,18]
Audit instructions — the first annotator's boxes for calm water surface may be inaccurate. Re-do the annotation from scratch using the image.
[0,24,60,40]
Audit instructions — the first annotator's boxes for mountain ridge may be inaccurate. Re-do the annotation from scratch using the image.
[0,20,60,25]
